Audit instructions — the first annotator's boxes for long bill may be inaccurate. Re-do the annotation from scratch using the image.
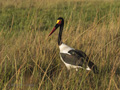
[49,27,56,36]
[49,20,61,36]
[49,24,60,36]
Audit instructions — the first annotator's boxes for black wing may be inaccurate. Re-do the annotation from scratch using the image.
[60,49,99,74]
[60,49,89,68]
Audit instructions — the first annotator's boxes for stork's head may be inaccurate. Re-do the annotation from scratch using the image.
[49,17,64,36]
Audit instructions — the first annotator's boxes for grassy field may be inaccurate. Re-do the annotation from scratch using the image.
[0,0,120,90]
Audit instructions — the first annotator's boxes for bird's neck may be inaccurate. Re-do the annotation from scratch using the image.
[58,24,63,45]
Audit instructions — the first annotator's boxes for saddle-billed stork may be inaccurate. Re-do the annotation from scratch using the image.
[49,17,98,74]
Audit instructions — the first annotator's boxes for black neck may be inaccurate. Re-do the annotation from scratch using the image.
[58,24,64,45]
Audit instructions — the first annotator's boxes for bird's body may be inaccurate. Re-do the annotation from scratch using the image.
[59,43,81,70]
[59,43,91,71]
[49,17,98,74]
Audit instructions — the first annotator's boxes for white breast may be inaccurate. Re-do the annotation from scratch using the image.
[59,43,74,54]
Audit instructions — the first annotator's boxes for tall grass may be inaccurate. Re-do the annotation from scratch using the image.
[0,0,120,90]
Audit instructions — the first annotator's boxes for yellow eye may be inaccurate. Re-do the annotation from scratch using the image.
[56,20,61,24]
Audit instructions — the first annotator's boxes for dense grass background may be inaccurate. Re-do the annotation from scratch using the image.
[0,0,120,90]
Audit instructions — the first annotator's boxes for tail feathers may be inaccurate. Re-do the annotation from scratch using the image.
[88,61,99,74]
[92,65,99,74]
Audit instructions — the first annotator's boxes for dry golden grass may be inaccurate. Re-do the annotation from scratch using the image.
[0,0,120,90]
